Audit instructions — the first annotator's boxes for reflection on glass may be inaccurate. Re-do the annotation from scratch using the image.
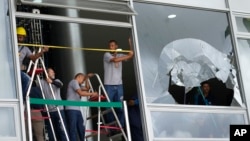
[237,39,250,107]
[0,0,16,98]
[0,107,16,137]
[134,2,242,106]
[236,17,250,33]
[151,111,245,138]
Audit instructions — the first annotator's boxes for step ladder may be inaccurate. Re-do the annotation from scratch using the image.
[25,50,70,141]
[84,74,132,141]
[24,9,69,141]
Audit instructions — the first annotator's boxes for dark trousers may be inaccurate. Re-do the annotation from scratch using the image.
[43,110,68,141]
[66,110,85,141]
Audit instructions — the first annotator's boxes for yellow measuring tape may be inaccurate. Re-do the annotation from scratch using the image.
[18,43,131,53]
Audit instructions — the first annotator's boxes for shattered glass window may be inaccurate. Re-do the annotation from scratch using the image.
[134,2,243,107]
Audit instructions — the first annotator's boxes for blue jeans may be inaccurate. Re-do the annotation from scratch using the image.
[43,110,68,141]
[21,71,31,101]
[104,85,125,127]
[65,110,85,141]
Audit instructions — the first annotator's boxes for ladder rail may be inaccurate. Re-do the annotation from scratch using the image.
[94,73,128,141]
[123,101,132,141]
[97,86,102,141]
[84,78,94,127]
[25,52,41,141]
[86,73,129,141]
[36,76,57,141]
[26,53,70,141]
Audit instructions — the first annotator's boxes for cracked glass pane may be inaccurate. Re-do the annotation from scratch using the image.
[135,2,243,106]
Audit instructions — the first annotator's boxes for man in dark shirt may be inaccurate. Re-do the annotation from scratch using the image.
[194,81,214,105]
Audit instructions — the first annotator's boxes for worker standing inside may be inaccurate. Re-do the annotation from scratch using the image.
[65,73,98,141]
[103,38,134,133]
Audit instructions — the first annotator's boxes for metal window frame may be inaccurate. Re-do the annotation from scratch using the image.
[228,0,250,122]
[231,10,250,120]
[8,0,27,140]
[15,11,132,28]
[20,0,137,15]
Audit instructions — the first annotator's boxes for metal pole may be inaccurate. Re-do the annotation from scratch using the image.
[97,86,102,141]
[26,52,41,141]
[123,101,132,141]
[26,96,33,141]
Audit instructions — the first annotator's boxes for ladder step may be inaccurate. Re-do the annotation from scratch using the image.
[105,121,117,126]
[100,125,121,130]
[87,108,112,120]
[108,132,123,139]
[30,108,46,112]
[85,129,108,134]
[31,116,50,120]
[85,132,98,138]
[28,68,43,75]
[88,95,106,101]
[85,129,108,138]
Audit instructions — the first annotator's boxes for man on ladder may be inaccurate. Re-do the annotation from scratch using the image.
[39,68,68,141]
[65,73,98,141]
[17,26,48,141]
[17,26,48,99]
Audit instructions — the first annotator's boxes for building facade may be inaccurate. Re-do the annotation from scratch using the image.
[0,0,250,141]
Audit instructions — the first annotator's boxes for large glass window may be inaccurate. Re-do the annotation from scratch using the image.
[0,0,17,99]
[134,2,242,107]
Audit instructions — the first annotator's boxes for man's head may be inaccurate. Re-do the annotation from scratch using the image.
[108,40,118,50]
[201,81,210,94]
[74,73,86,84]
[47,68,55,79]
[17,27,27,43]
